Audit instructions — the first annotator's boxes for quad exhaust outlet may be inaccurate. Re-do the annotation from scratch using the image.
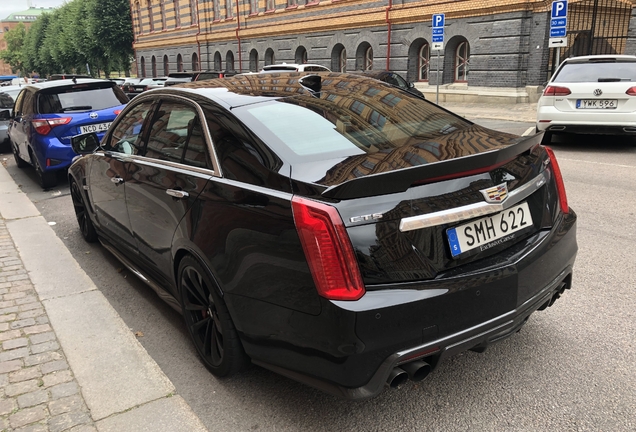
[386,360,431,388]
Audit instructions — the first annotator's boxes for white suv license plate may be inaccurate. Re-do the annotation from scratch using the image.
[576,99,617,109]
[446,202,533,258]
[80,122,112,134]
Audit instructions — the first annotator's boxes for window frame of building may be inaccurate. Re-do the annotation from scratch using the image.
[177,54,183,72]
[191,0,198,24]
[213,0,220,21]
[140,56,146,77]
[249,0,258,14]
[159,0,166,30]
[418,43,430,81]
[266,0,275,12]
[151,56,157,77]
[364,46,373,70]
[287,0,298,8]
[148,1,155,32]
[339,48,347,72]
[163,55,170,75]
[136,2,142,34]
[454,41,469,82]
[175,0,181,27]
[192,53,199,71]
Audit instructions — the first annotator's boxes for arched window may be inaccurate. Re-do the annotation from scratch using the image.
[265,48,275,66]
[295,46,307,64]
[356,42,373,71]
[140,56,146,78]
[455,41,469,82]
[177,54,183,72]
[419,44,430,81]
[214,52,222,70]
[163,54,169,75]
[226,50,235,72]
[192,52,199,71]
[151,55,157,77]
[249,49,259,72]
[331,44,346,72]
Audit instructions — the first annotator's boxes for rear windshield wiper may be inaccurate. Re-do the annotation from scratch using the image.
[61,105,93,111]
[597,78,629,82]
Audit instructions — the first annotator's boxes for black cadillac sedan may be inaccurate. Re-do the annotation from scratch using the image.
[68,72,577,400]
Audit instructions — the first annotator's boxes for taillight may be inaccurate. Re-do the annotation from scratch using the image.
[32,117,72,135]
[292,197,365,301]
[114,110,121,115]
[543,86,571,96]
[544,146,569,214]
[626,87,636,96]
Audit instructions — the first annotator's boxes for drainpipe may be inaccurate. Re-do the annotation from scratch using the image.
[129,3,138,77]
[236,0,242,72]
[385,0,392,71]
[195,0,202,71]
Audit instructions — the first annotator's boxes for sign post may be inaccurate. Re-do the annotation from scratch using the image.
[432,13,445,105]
[549,0,568,65]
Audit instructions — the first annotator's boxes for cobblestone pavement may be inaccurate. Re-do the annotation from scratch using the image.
[0,218,96,432]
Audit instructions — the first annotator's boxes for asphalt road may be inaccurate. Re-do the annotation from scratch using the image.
[1,121,635,431]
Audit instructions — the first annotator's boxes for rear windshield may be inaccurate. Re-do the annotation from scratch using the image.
[233,85,471,164]
[553,61,636,82]
[37,85,127,114]
[196,73,221,81]
[0,91,16,108]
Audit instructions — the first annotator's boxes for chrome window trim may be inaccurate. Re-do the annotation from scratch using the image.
[118,92,224,178]
[398,169,551,233]
[96,151,216,179]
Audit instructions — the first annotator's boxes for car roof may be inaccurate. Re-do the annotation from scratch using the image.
[148,71,411,109]
[563,54,636,64]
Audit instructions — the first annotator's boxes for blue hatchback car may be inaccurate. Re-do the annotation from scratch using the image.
[9,79,128,188]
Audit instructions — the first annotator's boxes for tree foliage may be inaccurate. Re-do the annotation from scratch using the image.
[2,0,134,77]
[0,22,26,73]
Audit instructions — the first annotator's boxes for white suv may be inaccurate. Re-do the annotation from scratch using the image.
[261,63,331,73]
[536,54,636,141]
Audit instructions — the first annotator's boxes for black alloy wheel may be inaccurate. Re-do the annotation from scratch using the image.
[70,180,98,243]
[178,256,249,377]
[12,141,28,168]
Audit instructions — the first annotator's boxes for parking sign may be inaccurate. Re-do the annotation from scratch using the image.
[432,13,445,50]
[549,0,568,47]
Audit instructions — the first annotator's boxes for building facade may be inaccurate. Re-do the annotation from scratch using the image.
[0,7,55,76]
[131,0,636,101]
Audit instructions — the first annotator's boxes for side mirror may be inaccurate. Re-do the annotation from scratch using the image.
[71,132,100,154]
[408,82,415,88]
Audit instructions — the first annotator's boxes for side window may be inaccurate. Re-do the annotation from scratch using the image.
[21,91,34,116]
[13,91,25,116]
[393,74,409,89]
[105,102,153,154]
[145,101,212,169]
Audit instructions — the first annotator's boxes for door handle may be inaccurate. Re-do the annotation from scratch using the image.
[166,189,189,199]
[111,177,124,184]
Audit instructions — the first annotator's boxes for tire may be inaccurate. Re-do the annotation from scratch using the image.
[70,180,98,243]
[178,256,249,377]
[536,127,552,145]
[12,141,28,168]
[30,149,57,189]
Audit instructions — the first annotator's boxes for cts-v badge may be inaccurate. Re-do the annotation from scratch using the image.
[480,183,509,203]
[350,213,383,223]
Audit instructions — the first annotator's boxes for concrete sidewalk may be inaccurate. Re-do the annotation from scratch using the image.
[0,164,206,431]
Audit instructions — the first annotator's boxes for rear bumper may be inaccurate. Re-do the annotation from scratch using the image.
[536,105,636,133]
[233,212,577,399]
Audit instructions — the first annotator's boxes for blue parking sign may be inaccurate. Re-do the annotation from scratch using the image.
[551,0,568,18]
[432,14,445,28]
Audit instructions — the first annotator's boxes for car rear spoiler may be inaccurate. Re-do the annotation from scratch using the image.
[321,132,544,200]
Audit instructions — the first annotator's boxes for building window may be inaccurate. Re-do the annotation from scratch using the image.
[419,43,430,81]
[364,47,373,70]
[455,41,469,82]
[226,50,235,71]
[350,101,365,115]
[177,54,183,71]
[175,0,181,27]
[140,57,146,77]
[152,56,157,77]
[148,2,155,32]
[192,52,199,71]
[369,111,386,130]
[381,94,401,107]
[250,0,258,14]
[339,48,346,72]
[213,0,220,20]
[163,54,169,75]
[266,0,275,11]
[226,0,234,18]
[249,49,259,72]
[288,0,297,7]
[265,48,275,65]
[214,52,222,70]
[295,46,307,64]
[159,1,166,30]
[136,3,142,34]
[191,0,198,24]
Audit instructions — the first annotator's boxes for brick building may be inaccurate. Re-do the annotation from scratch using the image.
[0,7,54,76]
[131,0,636,102]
